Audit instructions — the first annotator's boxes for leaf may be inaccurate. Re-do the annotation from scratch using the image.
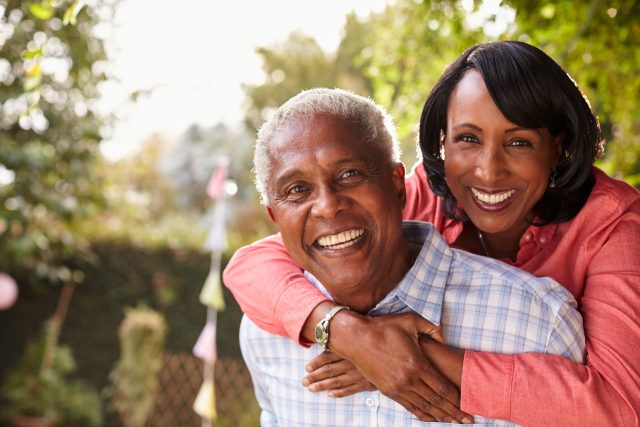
[63,0,85,26]
[23,74,42,91]
[28,3,54,20]
[22,48,44,59]
[26,61,42,78]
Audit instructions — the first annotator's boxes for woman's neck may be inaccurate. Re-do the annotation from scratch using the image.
[454,221,530,261]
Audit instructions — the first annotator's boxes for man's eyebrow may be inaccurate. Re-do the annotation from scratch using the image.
[273,169,302,189]
[334,157,368,166]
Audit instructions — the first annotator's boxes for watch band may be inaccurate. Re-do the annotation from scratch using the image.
[314,305,350,350]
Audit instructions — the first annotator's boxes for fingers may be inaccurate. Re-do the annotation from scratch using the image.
[305,358,355,385]
[416,365,473,423]
[327,380,375,398]
[304,359,373,395]
[394,396,437,422]
[413,315,445,344]
[410,390,462,423]
[305,350,343,373]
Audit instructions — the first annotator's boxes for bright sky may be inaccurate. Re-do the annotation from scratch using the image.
[99,0,394,160]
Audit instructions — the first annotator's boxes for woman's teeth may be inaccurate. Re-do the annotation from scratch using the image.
[471,188,515,204]
[317,229,365,249]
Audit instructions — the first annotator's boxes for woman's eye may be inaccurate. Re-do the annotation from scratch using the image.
[458,134,478,143]
[509,139,532,147]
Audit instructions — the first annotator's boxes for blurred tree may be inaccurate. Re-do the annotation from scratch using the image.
[242,22,383,134]
[160,123,254,211]
[0,0,116,288]
[242,32,339,133]
[75,134,213,250]
[504,0,640,185]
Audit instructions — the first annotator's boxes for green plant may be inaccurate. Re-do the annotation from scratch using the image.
[106,305,166,427]
[0,323,102,426]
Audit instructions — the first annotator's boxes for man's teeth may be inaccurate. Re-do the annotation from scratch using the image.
[317,229,365,249]
[471,188,515,204]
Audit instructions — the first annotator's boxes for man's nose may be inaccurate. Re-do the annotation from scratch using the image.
[311,185,349,219]
[473,146,508,184]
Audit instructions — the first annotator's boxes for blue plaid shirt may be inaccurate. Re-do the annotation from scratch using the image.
[240,221,585,426]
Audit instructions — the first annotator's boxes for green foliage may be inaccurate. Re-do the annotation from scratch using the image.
[213,387,261,427]
[106,305,167,427]
[0,0,116,288]
[503,0,640,183]
[0,322,102,426]
[242,25,378,134]
[74,135,211,250]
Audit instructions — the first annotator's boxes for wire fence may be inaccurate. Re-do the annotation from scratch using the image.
[144,353,260,427]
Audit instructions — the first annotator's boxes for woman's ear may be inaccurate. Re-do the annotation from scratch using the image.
[552,132,565,166]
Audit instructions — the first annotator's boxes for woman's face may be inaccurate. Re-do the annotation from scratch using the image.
[444,70,562,239]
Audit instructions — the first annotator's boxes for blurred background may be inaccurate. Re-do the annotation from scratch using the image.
[0,0,638,426]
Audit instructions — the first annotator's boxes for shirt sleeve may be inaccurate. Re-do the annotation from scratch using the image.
[545,300,586,363]
[223,166,430,343]
[461,214,640,426]
[223,233,328,343]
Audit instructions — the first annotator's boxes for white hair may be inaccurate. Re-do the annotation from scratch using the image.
[254,88,401,204]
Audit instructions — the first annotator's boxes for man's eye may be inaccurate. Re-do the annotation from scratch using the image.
[287,185,307,196]
[341,169,360,179]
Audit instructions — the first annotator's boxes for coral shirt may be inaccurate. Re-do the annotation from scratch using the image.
[223,164,640,426]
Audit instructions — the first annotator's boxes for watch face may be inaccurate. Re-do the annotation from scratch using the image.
[315,325,326,344]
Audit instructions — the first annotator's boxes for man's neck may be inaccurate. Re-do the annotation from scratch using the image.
[330,240,422,313]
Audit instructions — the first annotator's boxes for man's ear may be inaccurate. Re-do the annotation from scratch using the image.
[392,162,407,207]
[267,206,277,223]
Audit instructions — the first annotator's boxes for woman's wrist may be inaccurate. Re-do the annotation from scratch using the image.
[301,301,338,343]
[420,335,465,387]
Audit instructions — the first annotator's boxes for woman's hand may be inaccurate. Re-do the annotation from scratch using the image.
[327,310,473,424]
[303,351,375,396]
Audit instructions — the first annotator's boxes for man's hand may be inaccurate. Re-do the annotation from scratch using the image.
[326,310,473,424]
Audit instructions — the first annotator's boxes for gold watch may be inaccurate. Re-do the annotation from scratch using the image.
[314,306,350,350]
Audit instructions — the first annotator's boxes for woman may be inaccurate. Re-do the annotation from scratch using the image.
[224,41,640,426]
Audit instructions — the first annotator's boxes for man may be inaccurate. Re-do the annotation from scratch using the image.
[239,88,585,426]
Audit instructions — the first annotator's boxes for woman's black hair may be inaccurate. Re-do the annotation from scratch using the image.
[419,41,603,224]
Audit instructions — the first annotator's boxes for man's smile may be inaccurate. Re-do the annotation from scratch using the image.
[314,228,366,250]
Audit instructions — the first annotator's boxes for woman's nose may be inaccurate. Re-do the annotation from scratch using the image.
[473,146,508,184]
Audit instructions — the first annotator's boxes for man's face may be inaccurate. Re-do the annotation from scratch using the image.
[266,113,406,299]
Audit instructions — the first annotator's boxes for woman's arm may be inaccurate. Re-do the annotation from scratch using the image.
[223,233,330,342]
[461,217,640,426]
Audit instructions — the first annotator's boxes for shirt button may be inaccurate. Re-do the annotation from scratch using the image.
[365,397,375,407]
[539,236,547,244]
[524,233,532,242]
